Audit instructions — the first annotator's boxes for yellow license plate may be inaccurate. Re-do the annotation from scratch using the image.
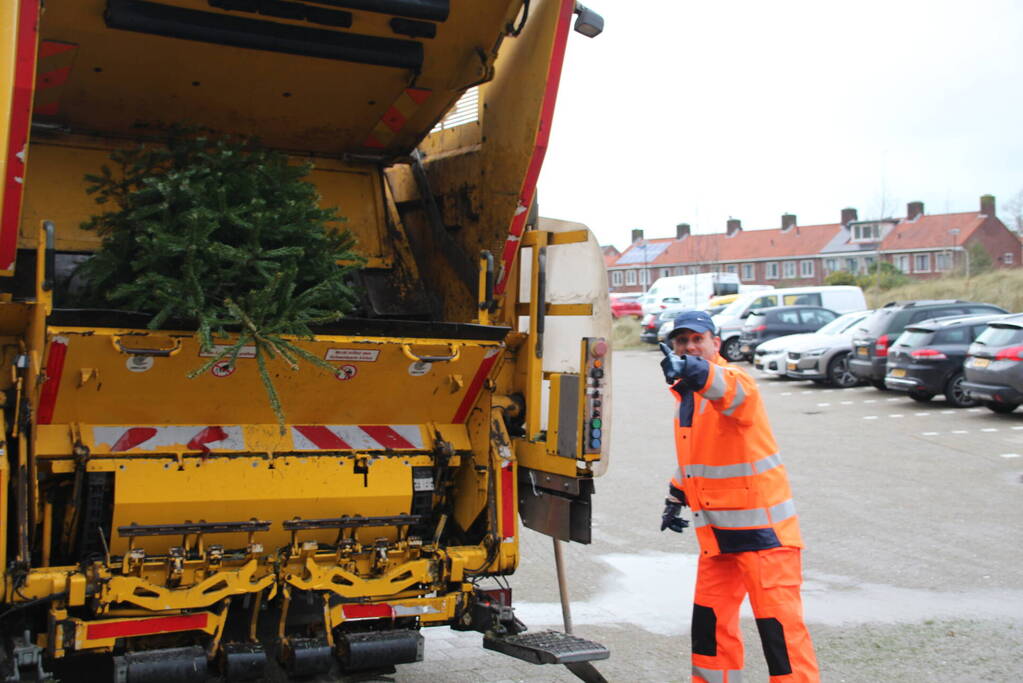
[857,347,868,356]
[787,362,797,370]
[890,368,906,377]
[973,358,990,368]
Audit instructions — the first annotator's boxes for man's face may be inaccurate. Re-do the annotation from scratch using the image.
[670,329,721,359]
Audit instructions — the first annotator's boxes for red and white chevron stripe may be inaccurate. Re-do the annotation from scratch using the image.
[93,426,244,453]
[291,425,424,451]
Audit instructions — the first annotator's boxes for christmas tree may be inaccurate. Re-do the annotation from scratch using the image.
[76,131,362,425]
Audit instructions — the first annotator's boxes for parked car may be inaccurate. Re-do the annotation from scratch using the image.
[640,312,663,344]
[714,285,866,362]
[962,313,1023,414]
[758,310,872,385]
[639,272,739,314]
[655,307,696,343]
[610,293,643,319]
[884,313,1007,407]
[849,300,1008,390]
[739,305,838,360]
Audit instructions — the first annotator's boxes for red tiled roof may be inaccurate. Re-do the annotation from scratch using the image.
[880,212,985,250]
[654,223,842,264]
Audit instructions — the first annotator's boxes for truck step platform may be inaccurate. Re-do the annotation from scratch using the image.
[483,630,609,665]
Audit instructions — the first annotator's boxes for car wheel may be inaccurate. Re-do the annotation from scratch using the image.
[943,372,977,408]
[985,401,1019,414]
[870,379,888,391]
[908,390,934,403]
[721,337,744,362]
[826,353,859,388]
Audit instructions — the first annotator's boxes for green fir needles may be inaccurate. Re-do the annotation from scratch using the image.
[76,133,362,426]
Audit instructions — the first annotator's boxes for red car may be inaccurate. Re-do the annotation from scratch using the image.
[610,293,643,319]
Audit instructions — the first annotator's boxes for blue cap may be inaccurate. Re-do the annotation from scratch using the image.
[667,310,717,340]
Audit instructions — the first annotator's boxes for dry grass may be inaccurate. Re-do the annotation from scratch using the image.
[864,270,1023,313]
[611,317,647,350]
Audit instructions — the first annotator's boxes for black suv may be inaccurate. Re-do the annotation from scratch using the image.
[849,300,1007,390]
[884,313,1006,407]
[739,305,838,359]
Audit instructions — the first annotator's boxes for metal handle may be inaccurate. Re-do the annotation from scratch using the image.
[480,250,495,312]
[401,343,461,364]
[535,246,546,359]
[111,336,183,357]
[42,220,55,292]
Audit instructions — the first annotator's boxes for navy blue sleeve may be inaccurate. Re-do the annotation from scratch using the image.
[669,355,710,397]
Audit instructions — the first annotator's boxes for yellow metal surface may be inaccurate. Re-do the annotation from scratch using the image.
[108,456,425,554]
[515,439,583,480]
[102,560,273,611]
[286,556,434,598]
[514,303,594,317]
[36,0,523,156]
[520,229,589,247]
[0,2,16,229]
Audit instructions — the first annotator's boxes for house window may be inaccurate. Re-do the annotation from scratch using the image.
[783,261,797,279]
[625,270,637,285]
[673,267,685,275]
[845,258,858,273]
[611,271,623,286]
[852,223,881,242]
[725,264,738,274]
[688,266,700,274]
[639,269,651,286]
[661,268,671,278]
[742,263,754,280]
[914,253,931,273]
[800,260,814,278]
[766,262,779,280]
[935,252,952,271]
[894,255,910,273]
[864,256,876,271]
[1004,252,1015,265]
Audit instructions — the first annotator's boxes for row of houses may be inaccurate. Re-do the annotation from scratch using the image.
[605,195,1021,293]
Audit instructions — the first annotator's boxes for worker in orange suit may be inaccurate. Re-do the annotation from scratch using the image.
[658,310,819,683]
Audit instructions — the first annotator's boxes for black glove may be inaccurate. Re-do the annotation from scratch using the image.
[660,498,690,533]
[659,342,687,385]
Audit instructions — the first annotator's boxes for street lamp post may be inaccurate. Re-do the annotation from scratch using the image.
[949,228,970,278]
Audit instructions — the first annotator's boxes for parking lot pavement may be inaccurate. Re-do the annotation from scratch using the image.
[376,349,1023,682]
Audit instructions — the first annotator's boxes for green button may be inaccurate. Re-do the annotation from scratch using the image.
[591,418,602,429]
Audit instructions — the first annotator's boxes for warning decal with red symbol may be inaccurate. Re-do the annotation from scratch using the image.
[210,360,235,378]
[336,365,357,381]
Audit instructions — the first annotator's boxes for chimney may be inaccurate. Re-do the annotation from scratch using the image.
[781,214,797,231]
[631,228,644,243]
[980,194,996,216]
[676,223,691,240]
[726,218,742,237]
[907,201,924,220]
[841,207,858,225]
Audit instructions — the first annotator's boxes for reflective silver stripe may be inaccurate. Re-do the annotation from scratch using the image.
[692,666,743,683]
[699,396,709,414]
[753,453,783,474]
[769,498,797,523]
[696,507,770,528]
[673,466,684,484]
[702,367,727,400]
[722,382,747,416]
[692,665,723,683]
[687,462,753,479]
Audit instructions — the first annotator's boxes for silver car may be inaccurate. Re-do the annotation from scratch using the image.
[783,310,872,387]
[962,313,1023,414]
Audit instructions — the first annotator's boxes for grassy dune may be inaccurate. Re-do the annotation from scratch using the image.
[864,270,1023,313]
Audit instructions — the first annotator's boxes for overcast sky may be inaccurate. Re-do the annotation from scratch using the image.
[536,0,1023,251]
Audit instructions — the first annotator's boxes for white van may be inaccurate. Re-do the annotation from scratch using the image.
[640,272,740,314]
[712,285,866,361]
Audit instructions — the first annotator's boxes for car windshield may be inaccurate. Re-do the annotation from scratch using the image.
[894,329,933,347]
[720,297,752,318]
[856,308,895,336]
[817,311,864,335]
[974,324,1023,347]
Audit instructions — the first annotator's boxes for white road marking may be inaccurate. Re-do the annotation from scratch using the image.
[1012,426,1023,431]
[1001,453,1022,459]
[951,430,969,434]
[840,401,854,405]
[886,398,901,402]
[817,403,831,407]
[781,392,792,396]
[914,412,931,416]
[980,428,999,433]
[889,414,904,418]
[922,432,939,436]
[864,399,877,404]
[940,410,955,414]
[863,416,878,420]
[800,391,812,395]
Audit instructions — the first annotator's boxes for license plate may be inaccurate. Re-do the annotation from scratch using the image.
[787,362,797,370]
[857,347,868,356]
[754,363,762,370]
[890,368,906,378]
[973,358,990,368]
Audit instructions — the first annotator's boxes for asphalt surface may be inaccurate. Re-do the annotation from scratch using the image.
[326,347,1023,682]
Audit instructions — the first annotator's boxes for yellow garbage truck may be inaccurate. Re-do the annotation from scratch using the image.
[0,0,610,680]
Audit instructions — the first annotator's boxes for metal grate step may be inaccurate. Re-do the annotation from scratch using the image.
[483,630,609,665]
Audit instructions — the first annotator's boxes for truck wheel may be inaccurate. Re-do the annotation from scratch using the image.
[943,372,976,408]
[826,353,858,388]
[985,401,1019,414]
[721,337,743,362]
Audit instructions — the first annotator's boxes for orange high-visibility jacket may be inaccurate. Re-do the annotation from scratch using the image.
[668,353,803,556]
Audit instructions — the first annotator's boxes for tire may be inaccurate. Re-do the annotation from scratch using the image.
[721,337,744,362]
[943,372,976,408]
[870,379,888,391]
[908,390,934,403]
[985,401,1019,414]
[826,353,859,388]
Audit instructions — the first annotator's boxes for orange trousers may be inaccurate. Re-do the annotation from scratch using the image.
[691,547,819,683]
